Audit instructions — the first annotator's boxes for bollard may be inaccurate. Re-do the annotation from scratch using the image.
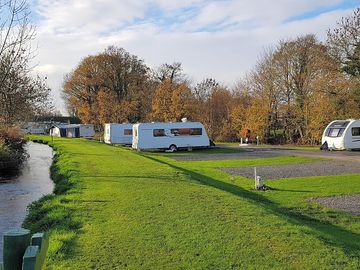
[30,233,49,268]
[3,228,31,270]
[22,246,40,270]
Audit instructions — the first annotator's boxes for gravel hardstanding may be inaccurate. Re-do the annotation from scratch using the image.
[221,160,360,180]
[312,194,360,216]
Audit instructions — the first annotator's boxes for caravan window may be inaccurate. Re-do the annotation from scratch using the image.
[327,128,345,137]
[124,129,132,135]
[190,128,202,135]
[352,127,360,136]
[330,121,350,128]
[153,129,165,137]
[171,128,190,136]
[170,128,203,136]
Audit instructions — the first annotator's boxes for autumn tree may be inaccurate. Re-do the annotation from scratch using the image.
[234,34,358,144]
[202,87,234,141]
[230,80,254,140]
[171,83,196,121]
[241,49,281,142]
[151,79,196,122]
[63,46,152,127]
[151,79,174,121]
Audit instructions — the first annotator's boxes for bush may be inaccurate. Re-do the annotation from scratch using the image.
[0,126,27,176]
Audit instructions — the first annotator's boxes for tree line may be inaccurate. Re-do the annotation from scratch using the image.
[63,8,360,144]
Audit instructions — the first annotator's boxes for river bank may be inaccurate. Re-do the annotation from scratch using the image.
[0,142,54,262]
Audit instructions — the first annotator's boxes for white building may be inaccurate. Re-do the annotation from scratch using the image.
[132,121,210,151]
[50,124,95,138]
[104,123,133,145]
[322,119,360,150]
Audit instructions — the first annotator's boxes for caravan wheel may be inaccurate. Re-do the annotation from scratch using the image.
[169,144,178,152]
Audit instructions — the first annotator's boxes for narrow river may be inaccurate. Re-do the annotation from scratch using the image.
[0,142,54,262]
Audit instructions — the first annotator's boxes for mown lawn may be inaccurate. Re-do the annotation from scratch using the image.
[25,136,360,269]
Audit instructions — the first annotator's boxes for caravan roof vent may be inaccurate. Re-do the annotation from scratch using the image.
[181,118,188,122]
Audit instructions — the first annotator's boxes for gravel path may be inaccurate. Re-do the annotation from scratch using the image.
[221,160,360,180]
[312,194,360,216]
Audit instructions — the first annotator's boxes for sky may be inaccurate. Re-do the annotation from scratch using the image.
[28,0,360,114]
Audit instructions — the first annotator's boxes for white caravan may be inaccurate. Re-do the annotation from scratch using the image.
[50,124,95,138]
[322,119,360,150]
[132,122,210,151]
[104,123,133,145]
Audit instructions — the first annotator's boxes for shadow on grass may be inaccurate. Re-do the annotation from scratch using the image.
[268,187,314,193]
[145,155,360,258]
[79,175,182,180]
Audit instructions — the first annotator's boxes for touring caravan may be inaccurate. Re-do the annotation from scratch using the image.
[104,123,133,145]
[50,124,95,138]
[132,122,210,151]
[321,119,360,150]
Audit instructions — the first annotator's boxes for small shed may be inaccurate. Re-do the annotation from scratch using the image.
[50,124,95,138]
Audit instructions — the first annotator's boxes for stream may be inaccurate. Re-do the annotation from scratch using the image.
[0,142,54,262]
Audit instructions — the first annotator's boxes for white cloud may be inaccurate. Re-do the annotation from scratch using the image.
[30,0,357,114]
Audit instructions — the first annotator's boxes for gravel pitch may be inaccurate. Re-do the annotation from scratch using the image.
[170,151,283,161]
[221,160,360,180]
[311,194,360,216]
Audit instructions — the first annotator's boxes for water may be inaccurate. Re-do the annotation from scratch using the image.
[0,142,54,262]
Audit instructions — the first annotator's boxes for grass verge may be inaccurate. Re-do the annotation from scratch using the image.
[24,135,360,269]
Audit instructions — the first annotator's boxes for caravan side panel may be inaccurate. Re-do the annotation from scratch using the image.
[80,125,95,137]
[133,122,210,150]
[344,121,360,150]
[105,124,133,144]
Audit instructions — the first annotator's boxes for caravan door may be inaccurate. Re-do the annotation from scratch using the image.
[350,126,360,149]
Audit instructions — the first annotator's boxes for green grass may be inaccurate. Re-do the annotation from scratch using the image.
[149,146,247,156]
[24,135,360,269]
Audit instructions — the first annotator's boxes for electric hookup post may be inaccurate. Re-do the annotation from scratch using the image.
[254,167,264,190]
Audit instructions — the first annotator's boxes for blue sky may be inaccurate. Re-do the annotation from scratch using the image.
[27,0,359,113]
[286,0,359,22]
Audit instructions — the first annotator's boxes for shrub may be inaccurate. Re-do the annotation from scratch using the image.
[0,126,27,176]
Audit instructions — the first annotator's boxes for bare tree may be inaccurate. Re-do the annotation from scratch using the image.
[193,78,219,101]
[327,8,360,110]
[154,62,185,84]
[0,0,51,125]
[327,8,360,76]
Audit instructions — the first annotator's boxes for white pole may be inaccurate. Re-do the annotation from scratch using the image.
[254,167,257,189]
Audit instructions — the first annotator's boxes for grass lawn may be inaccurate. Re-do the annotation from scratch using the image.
[25,136,360,269]
[148,146,248,156]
